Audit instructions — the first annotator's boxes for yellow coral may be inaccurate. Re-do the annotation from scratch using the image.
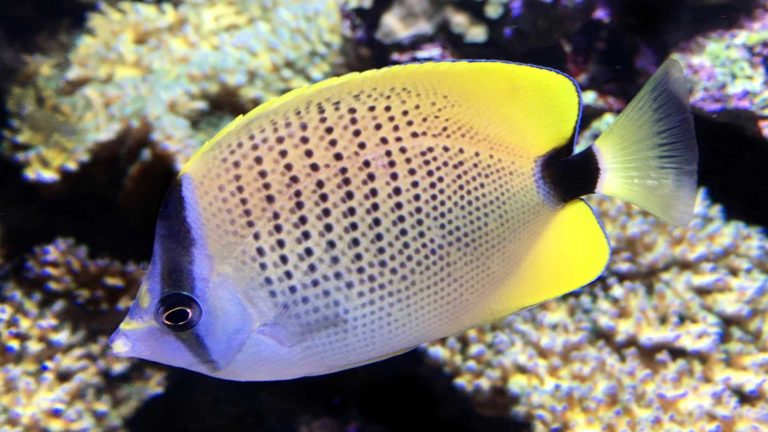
[21,238,144,313]
[424,190,768,431]
[0,238,165,431]
[0,246,165,432]
[3,57,100,182]
[4,0,343,183]
[65,0,343,163]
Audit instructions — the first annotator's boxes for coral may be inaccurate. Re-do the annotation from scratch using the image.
[0,239,165,431]
[580,90,625,112]
[423,189,768,431]
[374,0,496,44]
[574,111,616,154]
[673,4,768,138]
[2,56,103,183]
[3,0,343,183]
[374,0,444,44]
[374,0,597,47]
[0,285,165,431]
[443,4,493,44]
[342,0,375,10]
[21,238,144,313]
[388,41,457,64]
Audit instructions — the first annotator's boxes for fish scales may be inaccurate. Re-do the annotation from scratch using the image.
[185,67,559,367]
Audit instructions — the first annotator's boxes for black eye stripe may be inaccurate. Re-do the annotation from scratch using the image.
[151,176,220,370]
[155,292,202,332]
[156,179,196,297]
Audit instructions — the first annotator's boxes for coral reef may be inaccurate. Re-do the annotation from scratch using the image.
[374,0,496,44]
[0,239,165,431]
[423,189,768,431]
[388,41,457,63]
[3,0,343,183]
[3,56,100,183]
[0,287,165,431]
[373,0,598,48]
[673,3,768,138]
[21,237,143,313]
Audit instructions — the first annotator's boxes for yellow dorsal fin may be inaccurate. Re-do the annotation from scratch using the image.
[475,200,609,323]
[182,61,581,173]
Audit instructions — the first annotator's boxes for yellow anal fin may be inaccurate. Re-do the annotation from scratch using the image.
[481,200,609,322]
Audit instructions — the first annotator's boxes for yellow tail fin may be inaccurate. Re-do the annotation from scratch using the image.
[594,59,698,225]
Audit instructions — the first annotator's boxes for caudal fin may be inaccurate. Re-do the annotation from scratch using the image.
[593,59,698,225]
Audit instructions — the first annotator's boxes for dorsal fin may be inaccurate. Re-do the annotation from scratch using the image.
[182,60,582,174]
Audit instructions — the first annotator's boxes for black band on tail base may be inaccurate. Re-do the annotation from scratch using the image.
[540,145,600,204]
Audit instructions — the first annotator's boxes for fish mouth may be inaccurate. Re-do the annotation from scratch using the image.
[108,329,133,356]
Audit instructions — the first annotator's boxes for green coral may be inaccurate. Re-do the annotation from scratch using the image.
[4,0,343,183]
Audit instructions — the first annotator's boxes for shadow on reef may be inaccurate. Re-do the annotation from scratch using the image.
[0,143,175,263]
[695,110,768,227]
[0,0,90,105]
[127,350,528,432]
[585,0,761,96]
[608,0,761,49]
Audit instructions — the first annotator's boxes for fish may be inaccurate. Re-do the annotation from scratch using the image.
[109,59,697,381]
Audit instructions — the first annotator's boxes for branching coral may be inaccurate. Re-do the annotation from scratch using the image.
[0,239,164,431]
[21,238,144,313]
[673,3,768,138]
[4,0,343,183]
[3,56,103,183]
[423,189,768,431]
[0,287,165,431]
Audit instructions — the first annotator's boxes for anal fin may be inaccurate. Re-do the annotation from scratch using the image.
[476,199,610,323]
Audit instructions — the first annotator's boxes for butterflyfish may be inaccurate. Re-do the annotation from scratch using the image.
[110,59,698,380]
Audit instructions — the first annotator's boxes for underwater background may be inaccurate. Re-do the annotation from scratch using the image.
[0,0,767,431]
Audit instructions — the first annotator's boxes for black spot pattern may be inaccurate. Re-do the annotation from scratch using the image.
[189,70,560,367]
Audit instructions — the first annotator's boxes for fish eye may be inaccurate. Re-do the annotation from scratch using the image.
[155,292,202,332]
